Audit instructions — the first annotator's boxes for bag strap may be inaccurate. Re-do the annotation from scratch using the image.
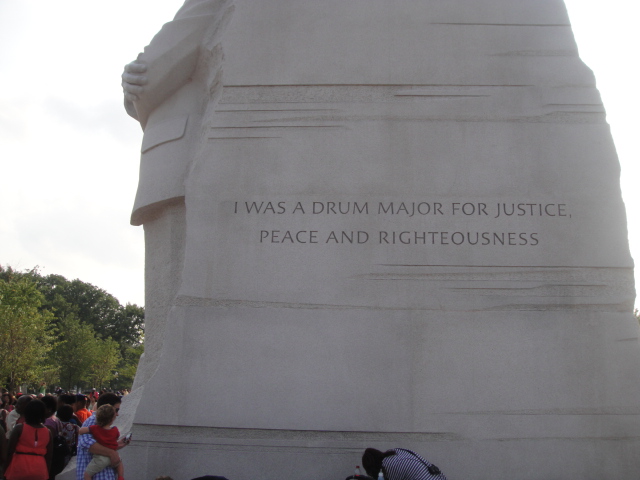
[395,449,441,476]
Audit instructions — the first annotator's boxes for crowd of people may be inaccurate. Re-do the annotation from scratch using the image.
[0,388,130,480]
[0,390,447,480]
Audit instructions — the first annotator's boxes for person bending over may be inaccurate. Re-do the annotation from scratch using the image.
[362,448,447,480]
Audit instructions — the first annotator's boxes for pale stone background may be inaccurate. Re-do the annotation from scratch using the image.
[0,0,638,308]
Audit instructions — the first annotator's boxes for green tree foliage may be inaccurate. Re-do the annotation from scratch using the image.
[53,315,99,391]
[0,265,144,392]
[121,304,145,348]
[34,273,144,351]
[116,344,144,390]
[90,338,122,389]
[0,275,55,391]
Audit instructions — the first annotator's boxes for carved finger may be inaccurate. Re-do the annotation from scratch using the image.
[121,73,148,86]
[124,61,147,74]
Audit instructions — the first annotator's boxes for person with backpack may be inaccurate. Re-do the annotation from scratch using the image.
[362,448,447,480]
[57,394,81,426]
[57,405,79,460]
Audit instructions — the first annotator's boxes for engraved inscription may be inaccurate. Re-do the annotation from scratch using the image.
[232,200,572,247]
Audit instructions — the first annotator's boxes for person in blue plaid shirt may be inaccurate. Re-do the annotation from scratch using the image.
[76,394,128,480]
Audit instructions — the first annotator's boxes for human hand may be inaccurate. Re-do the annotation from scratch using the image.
[122,59,148,102]
[117,433,132,448]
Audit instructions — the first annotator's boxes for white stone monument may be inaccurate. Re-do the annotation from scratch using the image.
[119,1,640,478]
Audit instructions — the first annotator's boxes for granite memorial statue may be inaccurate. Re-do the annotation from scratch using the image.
[123,0,233,226]
[119,0,233,404]
[119,1,640,479]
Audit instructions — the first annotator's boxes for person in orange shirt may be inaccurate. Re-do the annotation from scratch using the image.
[74,396,92,425]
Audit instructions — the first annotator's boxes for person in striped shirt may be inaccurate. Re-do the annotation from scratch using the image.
[362,448,447,480]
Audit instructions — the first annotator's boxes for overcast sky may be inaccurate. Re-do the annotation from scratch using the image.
[1,0,638,307]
